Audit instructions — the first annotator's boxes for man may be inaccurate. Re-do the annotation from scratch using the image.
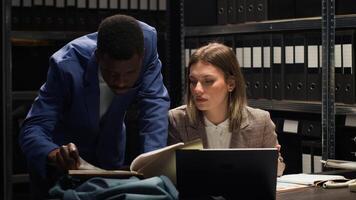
[19,14,170,198]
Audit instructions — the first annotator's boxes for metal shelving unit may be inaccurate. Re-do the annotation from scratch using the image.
[11,31,89,40]
[178,0,346,172]
[185,14,356,36]
[2,0,13,200]
[248,99,356,115]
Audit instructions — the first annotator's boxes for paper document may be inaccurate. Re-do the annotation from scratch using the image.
[276,181,308,192]
[321,159,356,170]
[277,173,347,186]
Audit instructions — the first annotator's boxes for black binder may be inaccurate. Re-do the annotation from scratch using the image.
[217,0,228,25]
[255,0,267,22]
[306,31,322,101]
[251,34,264,99]
[98,0,111,25]
[335,31,343,103]
[11,0,22,30]
[340,30,356,104]
[262,34,272,99]
[87,0,99,31]
[33,0,45,30]
[235,0,245,23]
[184,37,200,76]
[76,0,88,31]
[301,120,321,138]
[236,34,253,98]
[43,0,57,30]
[336,0,356,15]
[284,33,306,101]
[65,0,77,31]
[295,0,321,18]
[283,33,295,100]
[184,0,218,26]
[245,0,254,22]
[227,0,236,24]
[21,0,33,30]
[223,35,235,49]
[268,0,295,20]
[271,34,284,100]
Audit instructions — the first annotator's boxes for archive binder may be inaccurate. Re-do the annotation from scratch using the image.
[301,120,321,138]
[87,0,99,31]
[271,34,284,100]
[335,31,343,103]
[65,0,77,30]
[336,0,356,15]
[306,31,322,101]
[267,0,294,20]
[340,30,356,104]
[225,35,235,49]
[54,0,66,30]
[236,34,253,98]
[76,0,88,31]
[184,0,217,26]
[11,0,21,30]
[33,0,45,30]
[227,0,236,24]
[235,0,245,23]
[149,0,157,10]
[251,34,264,99]
[283,33,295,100]
[184,37,200,73]
[44,0,56,30]
[217,0,228,25]
[262,34,272,99]
[255,0,267,22]
[284,33,306,101]
[295,0,321,18]
[245,0,254,22]
[22,0,33,30]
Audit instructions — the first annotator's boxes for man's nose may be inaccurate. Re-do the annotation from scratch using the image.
[114,75,126,87]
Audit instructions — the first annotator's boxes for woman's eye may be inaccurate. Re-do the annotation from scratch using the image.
[190,80,197,85]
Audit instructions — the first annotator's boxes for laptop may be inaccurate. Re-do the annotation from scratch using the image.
[176,148,278,200]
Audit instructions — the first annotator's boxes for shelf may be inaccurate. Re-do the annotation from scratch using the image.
[248,99,356,115]
[11,31,89,40]
[12,91,38,101]
[185,14,356,36]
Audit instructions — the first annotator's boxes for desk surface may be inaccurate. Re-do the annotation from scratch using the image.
[277,187,356,200]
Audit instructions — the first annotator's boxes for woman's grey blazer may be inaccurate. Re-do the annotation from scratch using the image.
[168,105,285,176]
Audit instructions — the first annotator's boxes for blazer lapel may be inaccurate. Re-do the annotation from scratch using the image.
[84,55,100,126]
[229,108,250,148]
[188,116,209,148]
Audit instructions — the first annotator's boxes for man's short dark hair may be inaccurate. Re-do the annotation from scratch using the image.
[97,14,144,60]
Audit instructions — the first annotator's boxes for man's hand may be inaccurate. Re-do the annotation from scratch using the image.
[48,143,80,171]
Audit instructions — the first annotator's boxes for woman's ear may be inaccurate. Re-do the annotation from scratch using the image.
[227,77,236,92]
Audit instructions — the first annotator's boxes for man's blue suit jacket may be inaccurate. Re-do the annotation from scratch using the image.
[19,21,170,178]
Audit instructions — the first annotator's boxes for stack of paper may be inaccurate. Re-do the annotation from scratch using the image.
[276,173,348,192]
[321,159,356,170]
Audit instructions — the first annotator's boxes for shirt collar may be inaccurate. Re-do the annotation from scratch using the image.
[204,116,229,128]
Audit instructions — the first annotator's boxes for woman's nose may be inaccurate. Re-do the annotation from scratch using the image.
[193,82,204,94]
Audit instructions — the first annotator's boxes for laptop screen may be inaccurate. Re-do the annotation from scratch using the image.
[176,148,278,200]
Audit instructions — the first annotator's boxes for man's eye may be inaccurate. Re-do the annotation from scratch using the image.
[204,80,214,85]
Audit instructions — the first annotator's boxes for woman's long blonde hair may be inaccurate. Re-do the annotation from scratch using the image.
[186,42,247,132]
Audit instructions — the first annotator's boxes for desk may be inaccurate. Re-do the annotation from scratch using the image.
[277,187,356,200]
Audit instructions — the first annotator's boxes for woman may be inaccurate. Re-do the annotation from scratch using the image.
[168,42,285,176]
